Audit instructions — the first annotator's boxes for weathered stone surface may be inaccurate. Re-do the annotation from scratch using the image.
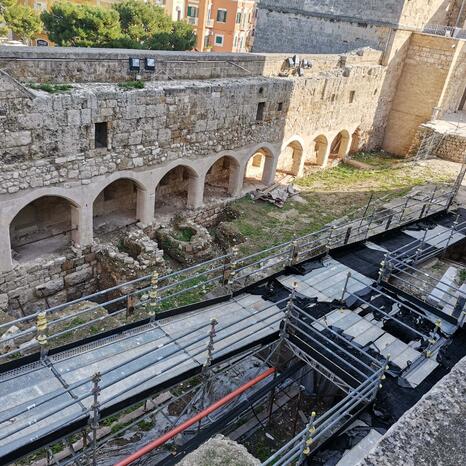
[0,293,8,311]
[358,356,466,466]
[35,278,65,298]
[64,268,93,287]
[178,435,260,466]
[215,222,246,249]
[0,324,20,353]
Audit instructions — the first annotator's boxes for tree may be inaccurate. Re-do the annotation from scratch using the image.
[0,0,14,34]
[3,3,42,44]
[39,0,195,51]
[112,0,172,43]
[169,20,196,51]
[147,20,196,51]
[41,2,121,47]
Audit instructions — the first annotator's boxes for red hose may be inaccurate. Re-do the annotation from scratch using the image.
[114,367,276,466]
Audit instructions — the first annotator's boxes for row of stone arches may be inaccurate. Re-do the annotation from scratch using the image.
[7,150,275,265]
[4,129,360,268]
[274,128,359,177]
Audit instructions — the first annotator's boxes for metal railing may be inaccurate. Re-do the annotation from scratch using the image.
[261,364,385,466]
[0,297,287,448]
[378,218,466,327]
[341,274,442,352]
[1,293,388,466]
[256,299,386,466]
[0,182,459,364]
[423,24,466,39]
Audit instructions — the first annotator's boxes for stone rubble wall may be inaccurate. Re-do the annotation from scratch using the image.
[0,58,385,196]
[0,246,97,318]
[0,47,381,84]
[0,77,289,194]
[409,124,466,163]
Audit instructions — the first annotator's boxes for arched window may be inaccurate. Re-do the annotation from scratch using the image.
[155,165,199,216]
[244,147,274,189]
[276,141,304,180]
[93,179,141,234]
[10,196,78,263]
[330,130,351,160]
[204,156,241,202]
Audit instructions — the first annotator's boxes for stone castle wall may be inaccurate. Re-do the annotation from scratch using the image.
[0,246,97,317]
[383,33,463,155]
[0,33,462,315]
[0,76,289,195]
[253,9,391,54]
[257,0,453,28]
[253,0,455,54]
[0,47,387,314]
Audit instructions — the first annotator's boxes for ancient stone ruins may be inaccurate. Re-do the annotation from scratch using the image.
[0,1,465,466]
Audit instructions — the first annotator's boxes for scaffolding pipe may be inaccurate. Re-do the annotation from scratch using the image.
[114,367,276,466]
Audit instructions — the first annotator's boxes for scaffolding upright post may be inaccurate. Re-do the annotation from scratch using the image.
[340,272,351,304]
[443,213,459,254]
[197,318,217,432]
[36,311,49,362]
[223,246,239,293]
[298,411,317,465]
[447,157,466,210]
[414,228,429,264]
[377,254,389,284]
[399,196,410,223]
[148,271,159,321]
[289,240,300,266]
[281,282,296,343]
[90,372,101,466]
[358,192,374,230]
[326,226,336,255]
[423,185,438,218]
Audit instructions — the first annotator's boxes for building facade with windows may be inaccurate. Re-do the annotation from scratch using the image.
[186,0,257,52]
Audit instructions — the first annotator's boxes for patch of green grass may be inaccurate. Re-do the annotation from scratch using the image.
[458,269,466,284]
[118,80,145,90]
[29,83,73,93]
[157,275,214,312]
[173,227,195,242]
[228,153,456,257]
[138,419,154,431]
[50,442,64,454]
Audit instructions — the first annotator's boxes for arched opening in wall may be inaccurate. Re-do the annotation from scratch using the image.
[276,141,304,181]
[155,165,198,217]
[350,128,362,154]
[330,130,351,162]
[93,179,140,235]
[244,148,274,190]
[311,135,329,167]
[204,156,240,203]
[10,196,78,263]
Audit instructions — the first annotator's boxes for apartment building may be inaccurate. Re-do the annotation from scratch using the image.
[186,0,257,52]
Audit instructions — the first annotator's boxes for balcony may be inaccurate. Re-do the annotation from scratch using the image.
[206,18,214,28]
[187,16,199,26]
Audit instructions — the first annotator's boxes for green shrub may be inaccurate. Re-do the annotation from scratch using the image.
[118,80,145,90]
[29,83,73,93]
